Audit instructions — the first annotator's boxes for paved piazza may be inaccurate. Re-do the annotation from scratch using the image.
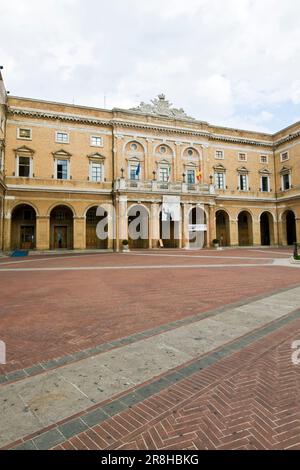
[1,247,300,450]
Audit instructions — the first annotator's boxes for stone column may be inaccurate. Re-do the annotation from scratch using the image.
[278,220,286,245]
[252,217,261,246]
[230,218,239,246]
[150,202,160,248]
[182,203,191,249]
[174,142,182,182]
[36,216,50,250]
[208,205,216,246]
[296,218,300,244]
[117,196,128,251]
[3,214,11,251]
[146,139,154,181]
[73,216,86,250]
[272,219,279,245]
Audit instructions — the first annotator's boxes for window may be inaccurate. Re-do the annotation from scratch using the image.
[159,146,166,154]
[56,132,69,143]
[159,167,169,182]
[261,176,269,192]
[282,173,291,190]
[260,155,268,164]
[130,143,138,151]
[57,159,68,179]
[90,136,103,147]
[239,173,248,191]
[18,156,31,177]
[281,152,289,162]
[187,169,195,184]
[17,128,32,140]
[215,150,224,160]
[215,172,225,189]
[187,149,194,157]
[91,162,103,182]
[129,163,139,180]
[238,153,247,162]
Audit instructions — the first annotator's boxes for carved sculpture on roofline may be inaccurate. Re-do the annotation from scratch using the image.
[130,94,195,120]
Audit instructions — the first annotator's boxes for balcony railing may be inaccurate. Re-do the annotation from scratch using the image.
[114,178,213,194]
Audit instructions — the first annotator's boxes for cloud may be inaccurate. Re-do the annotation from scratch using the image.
[0,0,300,132]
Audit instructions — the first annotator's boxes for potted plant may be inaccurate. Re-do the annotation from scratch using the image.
[122,239,130,252]
[212,238,219,248]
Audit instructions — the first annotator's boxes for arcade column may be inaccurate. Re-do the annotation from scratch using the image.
[36,216,50,250]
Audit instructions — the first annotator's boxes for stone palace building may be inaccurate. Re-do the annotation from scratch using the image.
[0,70,299,251]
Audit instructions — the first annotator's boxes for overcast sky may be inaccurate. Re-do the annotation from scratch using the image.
[1,0,300,133]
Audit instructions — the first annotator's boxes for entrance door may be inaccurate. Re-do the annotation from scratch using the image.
[20,226,35,249]
[54,226,68,249]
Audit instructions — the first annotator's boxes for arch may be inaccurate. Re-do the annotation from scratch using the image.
[11,201,39,217]
[154,143,175,157]
[123,140,146,154]
[187,205,209,221]
[188,206,207,248]
[47,201,76,217]
[181,146,201,159]
[11,203,37,250]
[86,205,108,249]
[260,211,275,246]
[128,204,149,249]
[83,202,114,218]
[50,205,74,249]
[282,210,296,245]
[238,210,253,246]
[216,210,230,246]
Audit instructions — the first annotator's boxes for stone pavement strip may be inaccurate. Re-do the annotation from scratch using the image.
[1,285,300,449]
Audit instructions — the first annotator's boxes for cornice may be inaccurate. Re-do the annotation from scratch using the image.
[273,130,300,148]
[8,107,111,128]
[7,105,300,149]
[209,134,273,148]
[111,118,210,138]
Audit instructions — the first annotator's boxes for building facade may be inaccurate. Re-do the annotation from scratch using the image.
[0,74,299,252]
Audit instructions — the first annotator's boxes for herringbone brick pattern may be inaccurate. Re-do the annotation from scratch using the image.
[51,317,300,450]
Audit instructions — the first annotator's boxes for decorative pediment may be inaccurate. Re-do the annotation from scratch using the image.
[52,149,72,159]
[280,165,291,174]
[130,94,195,120]
[87,152,105,161]
[213,163,226,171]
[259,167,271,175]
[237,166,249,173]
[127,155,142,163]
[157,158,171,165]
[184,161,197,168]
[14,145,35,155]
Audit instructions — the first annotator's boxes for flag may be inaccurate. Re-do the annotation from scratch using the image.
[196,169,202,182]
[135,163,141,177]
[167,165,171,182]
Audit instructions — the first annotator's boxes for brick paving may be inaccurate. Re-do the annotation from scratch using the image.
[48,315,300,450]
[0,248,298,374]
[1,247,300,450]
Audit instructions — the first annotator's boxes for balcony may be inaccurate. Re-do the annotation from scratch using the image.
[5,176,112,193]
[114,178,213,195]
